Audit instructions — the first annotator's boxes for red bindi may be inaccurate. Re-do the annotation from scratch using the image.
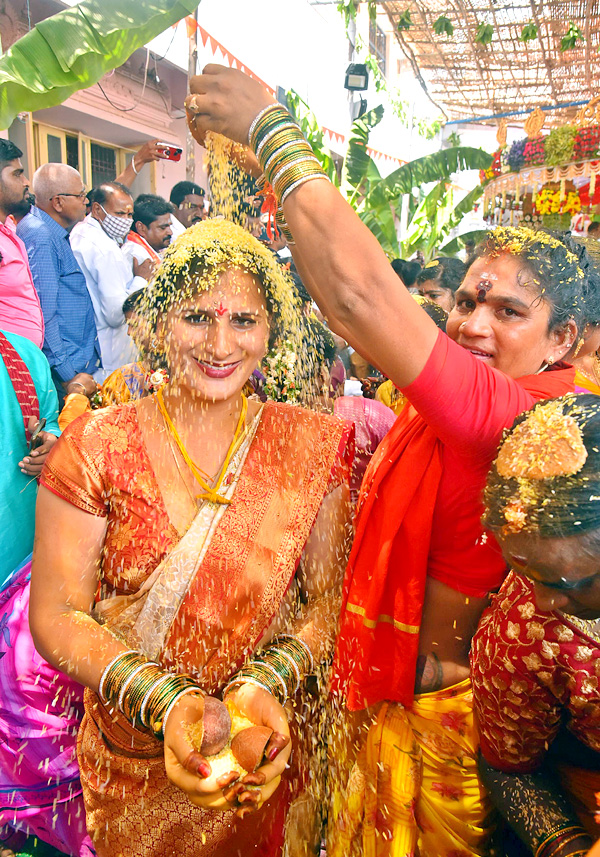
[477,280,493,303]
[214,301,228,317]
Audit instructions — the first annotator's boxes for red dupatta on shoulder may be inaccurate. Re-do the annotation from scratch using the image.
[333,363,575,712]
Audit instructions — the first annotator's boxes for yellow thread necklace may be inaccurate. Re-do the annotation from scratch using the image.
[156,388,248,505]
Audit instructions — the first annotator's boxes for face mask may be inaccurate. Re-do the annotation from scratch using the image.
[99,205,133,244]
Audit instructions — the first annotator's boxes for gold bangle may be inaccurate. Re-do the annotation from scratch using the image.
[250,107,295,150]
[260,648,300,696]
[248,104,282,147]
[274,634,314,673]
[256,124,301,161]
[160,687,204,738]
[535,826,588,857]
[100,651,146,704]
[117,662,158,710]
[275,208,294,244]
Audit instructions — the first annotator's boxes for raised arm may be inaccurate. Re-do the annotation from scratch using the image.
[187,65,439,388]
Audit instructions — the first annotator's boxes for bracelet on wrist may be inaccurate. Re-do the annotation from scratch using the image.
[131,156,140,176]
[535,826,589,857]
[223,634,315,706]
[248,104,329,207]
[99,651,203,739]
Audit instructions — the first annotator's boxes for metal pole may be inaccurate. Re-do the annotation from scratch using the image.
[186,6,198,181]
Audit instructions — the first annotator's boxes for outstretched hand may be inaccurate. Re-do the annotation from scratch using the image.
[185,65,275,149]
[164,692,240,812]
[164,685,290,818]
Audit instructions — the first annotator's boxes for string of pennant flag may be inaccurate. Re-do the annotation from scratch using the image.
[182,17,405,166]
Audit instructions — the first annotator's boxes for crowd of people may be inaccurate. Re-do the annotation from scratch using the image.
[2,63,600,857]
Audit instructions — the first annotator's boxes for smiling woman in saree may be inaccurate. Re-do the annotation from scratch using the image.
[29,220,352,857]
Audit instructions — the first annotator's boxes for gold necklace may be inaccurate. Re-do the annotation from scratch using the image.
[156,389,248,505]
[577,353,600,388]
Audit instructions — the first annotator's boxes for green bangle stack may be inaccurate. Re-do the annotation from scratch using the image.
[248,104,329,244]
[223,634,314,705]
[99,651,204,739]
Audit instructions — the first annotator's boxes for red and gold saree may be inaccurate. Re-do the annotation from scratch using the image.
[41,399,352,857]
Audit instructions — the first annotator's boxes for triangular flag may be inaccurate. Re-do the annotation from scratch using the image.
[185,15,198,38]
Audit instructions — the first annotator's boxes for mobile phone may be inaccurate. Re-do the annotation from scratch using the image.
[29,417,46,452]
[156,143,183,162]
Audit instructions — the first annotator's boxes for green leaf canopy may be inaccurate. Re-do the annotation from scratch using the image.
[0,0,198,129]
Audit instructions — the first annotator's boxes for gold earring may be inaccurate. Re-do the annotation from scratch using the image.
[571,337,584,359]
[547,356,554,365]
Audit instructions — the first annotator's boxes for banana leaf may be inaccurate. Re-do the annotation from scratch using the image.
[368,146,492,204]
[439,228,488,256]
[0,0,198,129]
[342,104,384,202]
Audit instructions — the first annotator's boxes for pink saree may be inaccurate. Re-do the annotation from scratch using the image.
[0,558,93,856]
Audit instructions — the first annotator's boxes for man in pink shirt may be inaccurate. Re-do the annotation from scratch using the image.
[0,140,43,348]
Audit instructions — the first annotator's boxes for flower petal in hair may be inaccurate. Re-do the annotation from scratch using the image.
[496,399,588,481]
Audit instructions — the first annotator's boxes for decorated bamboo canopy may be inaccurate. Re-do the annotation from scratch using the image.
[380,0,598,123]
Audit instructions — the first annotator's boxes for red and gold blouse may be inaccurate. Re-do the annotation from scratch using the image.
[471,571,600,773]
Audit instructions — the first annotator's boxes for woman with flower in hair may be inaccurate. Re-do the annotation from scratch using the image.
[185,65,598,856]
[29,220,353,857]
[472,393,600,857]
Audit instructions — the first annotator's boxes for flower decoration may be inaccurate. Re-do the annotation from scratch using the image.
[544,125,577,166]
[573,125,600,161]
[562,190,581,215]
[146,368,169,393]
[507,138,527,171]
[523,136,546,167]
[534,187,562,216]
[534,185,582,217]
[263,340,299,404]
[497,399,588,480]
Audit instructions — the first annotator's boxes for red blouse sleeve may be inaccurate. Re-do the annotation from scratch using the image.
[471,576,563,772]
[402,331,544,466]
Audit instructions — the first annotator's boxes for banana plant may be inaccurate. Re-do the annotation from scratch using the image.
[341,104,492,258]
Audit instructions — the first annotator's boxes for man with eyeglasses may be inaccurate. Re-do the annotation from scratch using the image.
[71,182,152,381]
[17,163,100,402]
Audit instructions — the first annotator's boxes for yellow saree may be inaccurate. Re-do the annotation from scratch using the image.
[328,680,492,857]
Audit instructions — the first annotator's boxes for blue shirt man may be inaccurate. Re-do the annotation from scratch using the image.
[17,164,100,395]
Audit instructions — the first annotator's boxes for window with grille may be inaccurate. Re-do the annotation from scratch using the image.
[369,20,387,77]
[90,143,117,187]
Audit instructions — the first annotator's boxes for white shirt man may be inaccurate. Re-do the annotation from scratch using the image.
[71,182,151,380]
